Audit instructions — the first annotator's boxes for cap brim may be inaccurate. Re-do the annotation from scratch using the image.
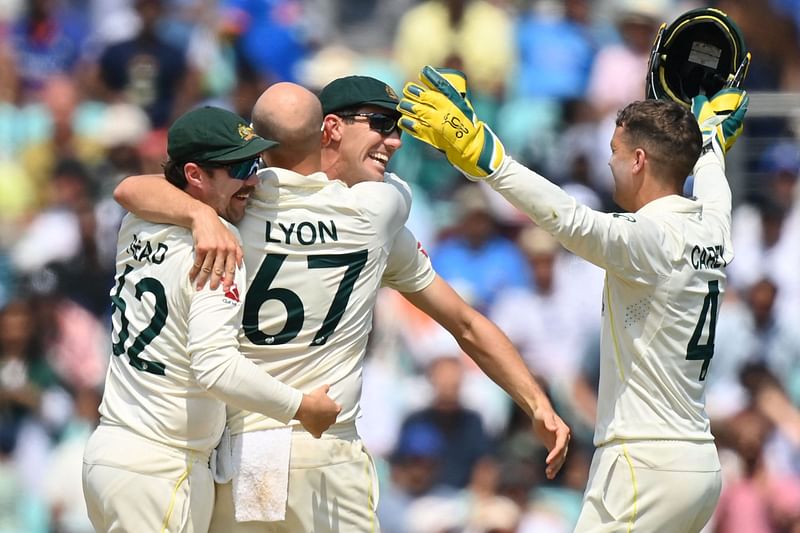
[325,99,400,116]
[363,100,400,115]
[209,137,278,163]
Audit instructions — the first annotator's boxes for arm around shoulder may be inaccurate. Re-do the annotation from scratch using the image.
[114,174,242,289]
[114,174,211,228]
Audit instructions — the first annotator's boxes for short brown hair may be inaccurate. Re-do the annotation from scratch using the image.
[163,159,188,189]
[615,100,702,185]
[163,160,220,190]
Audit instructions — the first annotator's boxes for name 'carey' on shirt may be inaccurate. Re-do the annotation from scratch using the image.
[691,244,726,270]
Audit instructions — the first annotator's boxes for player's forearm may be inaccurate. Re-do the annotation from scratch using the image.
[192,351,303,424]
[692,151,733,219]
[483,157,574,230]
[189,284,303,423]
[454,310,553,418]
[484,157,614,270]
[486,158,667,277]
[114,174,213,229]
[403,275,553,416]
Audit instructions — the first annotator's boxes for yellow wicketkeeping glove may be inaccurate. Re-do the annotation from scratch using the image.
[397,66,506,179]
[691,88,749,158]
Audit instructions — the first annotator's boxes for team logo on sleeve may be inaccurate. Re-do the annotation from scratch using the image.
[223,283,241,304]
[417,241,429,258]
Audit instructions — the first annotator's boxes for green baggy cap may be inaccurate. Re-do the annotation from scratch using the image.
[167,106,278,164]
[319,76,400,116]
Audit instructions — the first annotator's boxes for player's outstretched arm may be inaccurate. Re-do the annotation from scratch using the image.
[690,88,748,230]
[114,174,242,290]
[402,275,571,479]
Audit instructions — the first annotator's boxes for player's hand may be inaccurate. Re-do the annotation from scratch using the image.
[691,88,749,159]
[531,405,571,480]
[397,65,506,179]
[295,385,341,438]
[189,204,243,291]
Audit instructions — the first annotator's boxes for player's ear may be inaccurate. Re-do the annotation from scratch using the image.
[184,162,205,187]
[322,114,342,146]
[632,147,647,174]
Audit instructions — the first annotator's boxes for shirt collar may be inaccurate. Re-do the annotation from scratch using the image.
[636,194,700,216]
[257,167,331,188]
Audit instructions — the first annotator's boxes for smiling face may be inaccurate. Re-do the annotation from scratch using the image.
[212,168,259,224]
[325,105,402,185]
[185,163,259,224]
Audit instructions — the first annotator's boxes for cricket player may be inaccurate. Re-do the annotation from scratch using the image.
[82,106,340,533]
[397,66,748,532]
[114,79,569,532]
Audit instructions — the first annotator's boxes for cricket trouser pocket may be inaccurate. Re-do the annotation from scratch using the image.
[286,422,381,532]
[575,440,721,533]
[82,425,214,533]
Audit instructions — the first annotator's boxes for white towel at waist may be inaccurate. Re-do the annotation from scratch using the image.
[231,426,292,522]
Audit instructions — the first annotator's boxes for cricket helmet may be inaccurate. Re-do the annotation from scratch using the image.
[646,7,750,107]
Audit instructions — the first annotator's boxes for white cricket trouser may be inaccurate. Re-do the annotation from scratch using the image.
[209,422,380,533]
[574,439,721,533]
[82,425,214,533]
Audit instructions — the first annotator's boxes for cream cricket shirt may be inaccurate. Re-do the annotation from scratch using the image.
[483,152,733,445]
[99,214,302,454]
[232,168,427,434]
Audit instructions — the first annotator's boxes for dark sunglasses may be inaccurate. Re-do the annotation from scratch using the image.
[337,112,401,136]
[220,158,260,180]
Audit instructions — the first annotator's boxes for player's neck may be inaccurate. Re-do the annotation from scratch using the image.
[636,177,681,210]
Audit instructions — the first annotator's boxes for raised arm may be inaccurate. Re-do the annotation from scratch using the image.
[114,174,242,289]
[402,274,571,479]
[690,88,749,220]
[690,89,749,266]
[397,66,667,282]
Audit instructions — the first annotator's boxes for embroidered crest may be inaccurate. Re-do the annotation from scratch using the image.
[238,124,256,141]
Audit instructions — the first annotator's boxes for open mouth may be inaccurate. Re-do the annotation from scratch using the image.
[368,152,389,167]
[233,189,252,202]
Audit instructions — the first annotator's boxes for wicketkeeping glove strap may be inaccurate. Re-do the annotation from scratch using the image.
[397,65,505,179]
[691,88,749,157]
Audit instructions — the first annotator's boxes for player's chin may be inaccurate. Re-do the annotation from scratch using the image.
[363,160,386,182]
[226,201,247,224]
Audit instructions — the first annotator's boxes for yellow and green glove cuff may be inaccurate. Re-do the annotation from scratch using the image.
[691,88,749,156]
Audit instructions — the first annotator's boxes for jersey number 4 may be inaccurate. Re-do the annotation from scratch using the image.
[686,280,719,381]
[110,264,168,375]
[243,251,368,346]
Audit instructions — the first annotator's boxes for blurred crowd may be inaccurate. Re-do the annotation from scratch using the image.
[1,0,800,531]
